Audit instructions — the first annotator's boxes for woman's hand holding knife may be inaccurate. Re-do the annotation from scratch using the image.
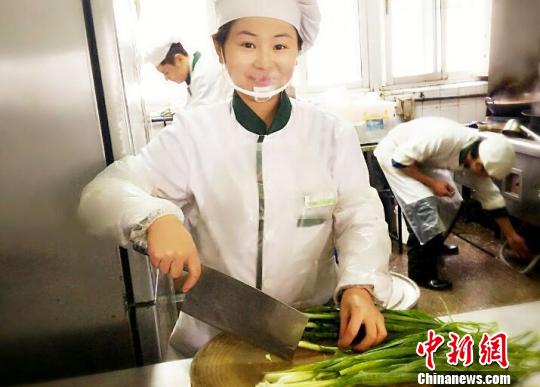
[146,214,202,292]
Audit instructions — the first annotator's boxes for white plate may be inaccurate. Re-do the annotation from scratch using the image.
[386,272,420,310]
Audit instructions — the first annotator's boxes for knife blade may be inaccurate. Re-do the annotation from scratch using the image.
[132,240,308,360]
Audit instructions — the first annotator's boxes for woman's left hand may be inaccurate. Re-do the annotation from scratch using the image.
[338,288,387,352]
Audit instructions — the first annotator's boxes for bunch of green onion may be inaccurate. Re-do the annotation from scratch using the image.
[256,306,540,386]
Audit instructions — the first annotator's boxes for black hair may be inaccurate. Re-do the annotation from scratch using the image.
[212,21,304,51]
[161,42,189,65]
[469,140,482,159]
[212,21,234,48]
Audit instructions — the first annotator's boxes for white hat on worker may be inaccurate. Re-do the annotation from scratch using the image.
[478,135,516,179]
[213,0,321,52]
[145,43,172,67]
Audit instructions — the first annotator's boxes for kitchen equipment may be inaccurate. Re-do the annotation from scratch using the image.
[133,241,309,360]
[485,0,540,233]
[474,131,540,228]
[502,119,540,142]
[386,272,420,310]
[485,94,539,117]
[0,0,169,384]
[18,359,193,387]
[522,109,540,133]
[191,333,331,387]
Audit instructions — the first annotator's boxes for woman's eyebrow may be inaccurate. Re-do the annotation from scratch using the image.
[236,30,257,37]
[235,31,294,39]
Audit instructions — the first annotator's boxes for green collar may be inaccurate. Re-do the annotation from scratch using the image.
[185,51,201,86]
[232,91,292,135]
[459,142,474,166]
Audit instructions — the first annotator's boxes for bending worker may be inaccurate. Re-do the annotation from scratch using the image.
[146,41,231,108]
[80,0,392,358]
[374,117,531,291]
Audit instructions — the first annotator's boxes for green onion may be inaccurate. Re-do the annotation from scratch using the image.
[256,306,540,386]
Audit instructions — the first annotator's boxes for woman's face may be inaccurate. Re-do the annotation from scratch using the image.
[217,17,299,92]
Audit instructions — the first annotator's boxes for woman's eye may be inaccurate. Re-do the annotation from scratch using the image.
[274,44,287,50]
[241,42,255,48]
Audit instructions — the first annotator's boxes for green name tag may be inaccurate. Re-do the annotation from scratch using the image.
[304,195,336,208]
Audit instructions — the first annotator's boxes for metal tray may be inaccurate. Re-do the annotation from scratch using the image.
[386,271,420,310]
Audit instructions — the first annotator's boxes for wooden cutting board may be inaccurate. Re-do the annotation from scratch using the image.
[190,334,419,387]
[190,333,332,387]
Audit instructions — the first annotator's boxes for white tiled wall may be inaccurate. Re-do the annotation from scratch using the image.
[382,81,488,124]
[414,97,486,123]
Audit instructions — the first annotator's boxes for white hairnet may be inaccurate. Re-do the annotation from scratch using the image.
[478,135,516,179]
[213,0,321,52]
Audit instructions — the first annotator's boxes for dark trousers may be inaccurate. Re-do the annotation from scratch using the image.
[405,221,444,282]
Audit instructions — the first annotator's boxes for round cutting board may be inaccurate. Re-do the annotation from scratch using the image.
[190,333,332,387]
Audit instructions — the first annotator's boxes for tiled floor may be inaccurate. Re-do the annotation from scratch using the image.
[389,219,540,316]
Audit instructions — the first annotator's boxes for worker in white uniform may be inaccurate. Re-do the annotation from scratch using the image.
[79,0,392,358]
[374,117,531,290]
[147,41,232,108]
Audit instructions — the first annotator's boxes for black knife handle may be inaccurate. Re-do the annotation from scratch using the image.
[133,239,149,256]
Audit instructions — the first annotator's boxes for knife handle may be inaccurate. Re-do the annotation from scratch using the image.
[132,240,161,303]
[133,239,150,256]
[132,239,194,277]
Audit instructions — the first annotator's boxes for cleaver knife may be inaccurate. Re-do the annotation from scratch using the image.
[132,240,308,360]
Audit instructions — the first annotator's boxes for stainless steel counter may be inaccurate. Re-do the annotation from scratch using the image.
[23,359,192,387]
[476,130,540,158]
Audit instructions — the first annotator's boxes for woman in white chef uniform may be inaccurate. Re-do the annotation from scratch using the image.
[79,0,392,358]
[374,117,531,290]
[147,41,232,108]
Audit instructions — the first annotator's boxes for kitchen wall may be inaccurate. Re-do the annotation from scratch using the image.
[384,82,490,124]
[414,96,487,123]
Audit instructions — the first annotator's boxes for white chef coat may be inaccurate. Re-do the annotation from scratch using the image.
[374,117,505,210]
[79,97,391,357]
[184,51,232,109]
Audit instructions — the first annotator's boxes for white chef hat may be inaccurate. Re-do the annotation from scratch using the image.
[213,0,321,52]
[478,135,516,179]
[145,43,172,67]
